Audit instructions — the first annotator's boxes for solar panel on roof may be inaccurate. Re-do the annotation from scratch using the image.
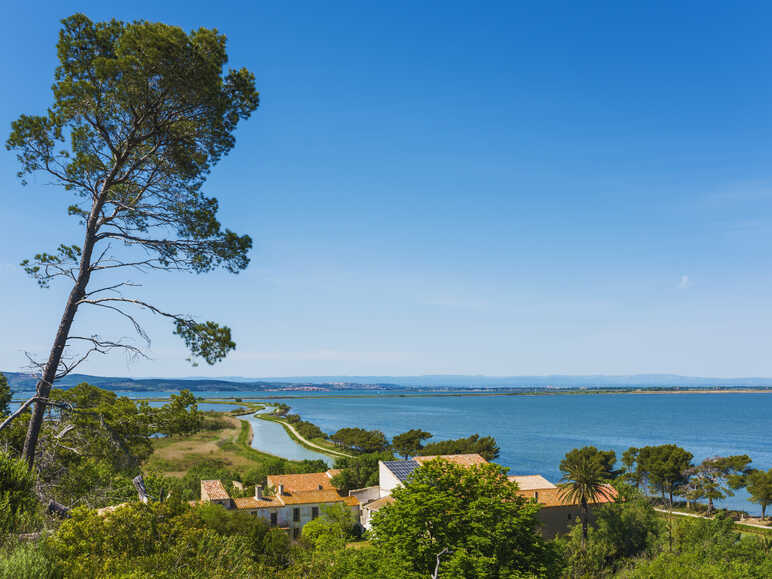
[383,460,420,482]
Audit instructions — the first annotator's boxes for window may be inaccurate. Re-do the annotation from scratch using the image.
[311,507,319,519]
[567,513,572,520]
[270,512,277,526]
[293,527,300,539]
[534,491,539,501]
[293,507,300,522]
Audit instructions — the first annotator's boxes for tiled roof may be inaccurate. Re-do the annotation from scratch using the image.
[279,489,357,505]
[233,496,280,509]
[414,454,489,466]
[508,475,557,491]
[525,484,618,508]
[267,471,340,493]
[201,479,230,501]
[382,460,420,482]
[363,495,394,511]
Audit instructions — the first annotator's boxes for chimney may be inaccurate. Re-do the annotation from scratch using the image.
[255,485,263,500]
[278,483,284,496]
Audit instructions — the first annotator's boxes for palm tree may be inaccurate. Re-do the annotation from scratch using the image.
[559,449,614,549]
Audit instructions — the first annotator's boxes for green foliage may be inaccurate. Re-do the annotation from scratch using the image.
[0,541,57,579]
[391,428,432,458]
[155,389,203,437]
[418,433,500,461]
[7,12,259,373]
[746,468,772,520]
[282,543,421,579]
[46,500,290,577]
[52,383,154,466]
[372,459,559,578]
[559,446,618,547]
[330,427,389,453]
[301,504,358,550]
[0,372,10,417]
[331,451,394,493]
[284,414,326,440]
[637,444,693,504]
[559,486,663,576]
[0,451,38,534]
[620,514,772,578]
[687,455,752,514]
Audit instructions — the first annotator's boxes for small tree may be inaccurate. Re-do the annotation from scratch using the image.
[4,14,259,466]
[690,455,752,515]
[0,451,38,533]
[746,468,772,520]
[559,446,617,549]
[391,429,432,458]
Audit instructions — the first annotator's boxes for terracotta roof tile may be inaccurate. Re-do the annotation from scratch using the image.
[233,496,280,509]
[267,471,339,493]
[414,454,489,466]
[508,475,557,491]
[520,484,618,508]
[364,495,395,510]
[201,480,230,501]
[278,489,358,505]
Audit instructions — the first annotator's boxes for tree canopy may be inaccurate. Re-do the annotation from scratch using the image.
[746,468,772,520]
[391,428,432,458]
[372,459,559,578]
[5,13,258,465]
[330,427,389,454]
[418,433,500,461]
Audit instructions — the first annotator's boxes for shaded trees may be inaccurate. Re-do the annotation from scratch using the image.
[688,455,752,515]
[330,427,388,454]
[746,468,772,520]
[330,451,394,493]
[418,433,500,461]
[637,444,693,507]
[391,428,432,458]
[6,13,258,465]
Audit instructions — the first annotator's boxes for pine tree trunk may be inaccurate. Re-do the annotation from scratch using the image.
[21,198,104,466]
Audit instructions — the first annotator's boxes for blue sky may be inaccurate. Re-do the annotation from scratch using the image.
[2,1,772,378]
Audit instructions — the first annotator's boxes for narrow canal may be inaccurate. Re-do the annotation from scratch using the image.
[243,409,332,466]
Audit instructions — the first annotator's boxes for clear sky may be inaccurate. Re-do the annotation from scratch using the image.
[2,1,772,378]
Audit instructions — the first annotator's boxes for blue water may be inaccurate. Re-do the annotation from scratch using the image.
[243,412,331,465]
[275,393,772,515]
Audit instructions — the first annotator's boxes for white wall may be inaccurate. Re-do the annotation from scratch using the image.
[378,461,403,497]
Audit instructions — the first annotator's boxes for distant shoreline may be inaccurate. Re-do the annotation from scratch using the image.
[10,386,772,404]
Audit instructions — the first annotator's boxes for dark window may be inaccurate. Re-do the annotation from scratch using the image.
[270,512,277,526]
[567,513,572,520]
[293,507,300,522]
[534,491,539,501]
[312,507,319,519]
[293,527,300,539]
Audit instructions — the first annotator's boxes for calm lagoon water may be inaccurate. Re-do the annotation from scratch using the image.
[275,392,771,515]
[243,412,331,465]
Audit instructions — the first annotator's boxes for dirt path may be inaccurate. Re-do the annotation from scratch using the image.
[654,508,771,529]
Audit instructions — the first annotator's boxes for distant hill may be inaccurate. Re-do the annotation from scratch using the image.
[3,370,771,393]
